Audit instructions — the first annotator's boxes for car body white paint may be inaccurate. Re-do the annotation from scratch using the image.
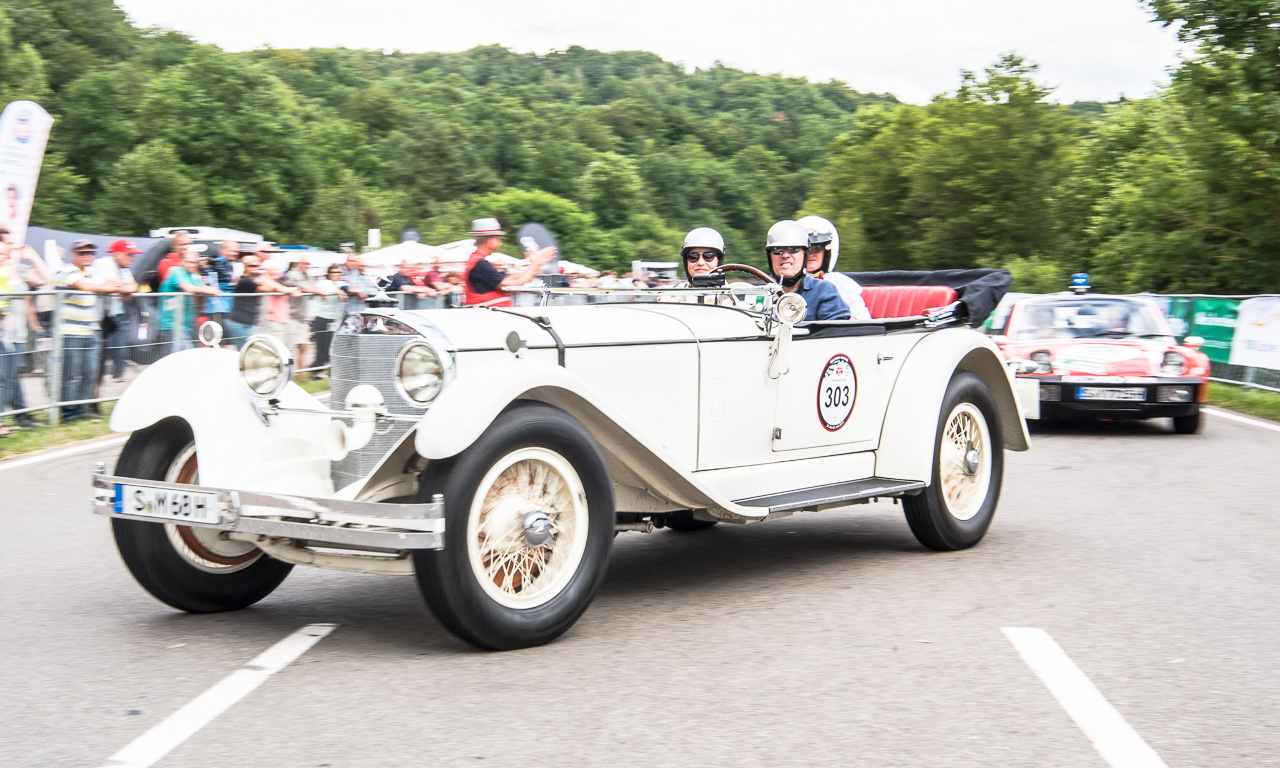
[104,292,1030,541]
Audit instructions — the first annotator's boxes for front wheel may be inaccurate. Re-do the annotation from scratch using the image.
[903,372,1004,551]
[413,402,615,650]
[111,418,292,612]
[1172,407,1203,434]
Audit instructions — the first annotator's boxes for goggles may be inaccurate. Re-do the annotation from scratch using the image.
[684,250,721,263]
[767,246,804,256]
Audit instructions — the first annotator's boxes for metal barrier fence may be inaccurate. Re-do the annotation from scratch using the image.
[0,289,459,426]
[4,287,1276,427]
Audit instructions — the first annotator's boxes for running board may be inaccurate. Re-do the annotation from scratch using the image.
[733,477,925,514]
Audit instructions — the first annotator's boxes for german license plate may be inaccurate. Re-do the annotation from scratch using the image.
[1076,387,1146,402]
[114,483,222,524]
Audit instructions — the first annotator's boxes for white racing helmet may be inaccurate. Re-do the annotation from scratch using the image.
[681,227,725,280]
[765,220,810,287]
[797,215,840,274]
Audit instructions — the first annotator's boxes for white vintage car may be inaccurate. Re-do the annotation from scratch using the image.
[92,269,1030,650]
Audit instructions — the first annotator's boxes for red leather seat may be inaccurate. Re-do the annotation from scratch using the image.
[861,285,959,319]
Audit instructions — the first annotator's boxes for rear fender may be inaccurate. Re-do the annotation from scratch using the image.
[876,329,1030,483]
[110,348,333,495]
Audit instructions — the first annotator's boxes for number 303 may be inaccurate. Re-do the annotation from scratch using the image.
[824,386,849,408]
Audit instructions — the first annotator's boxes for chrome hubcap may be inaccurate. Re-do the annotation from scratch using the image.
[521,511,554,548]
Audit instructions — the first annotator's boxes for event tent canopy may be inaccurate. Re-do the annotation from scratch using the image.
[361,240,454,270]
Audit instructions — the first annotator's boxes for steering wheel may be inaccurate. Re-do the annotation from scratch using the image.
[714,264,776,284]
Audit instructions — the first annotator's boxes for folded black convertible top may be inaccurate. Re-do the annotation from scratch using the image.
[839,268,1013,327]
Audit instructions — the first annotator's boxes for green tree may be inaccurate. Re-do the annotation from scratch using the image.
[93,140,208,235]
[579,152,647,229]
[55,63,145,185]
[1142,0,1280,292]
[138,49,313,239]
[472,188,611,269]
[299,169,384,250]
[28,150,86,230]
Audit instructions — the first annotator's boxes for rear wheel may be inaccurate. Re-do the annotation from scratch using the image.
[1173,407,1203,434]
[111,418,292,612]
[413,402,614,650]
[903,372,1004,551]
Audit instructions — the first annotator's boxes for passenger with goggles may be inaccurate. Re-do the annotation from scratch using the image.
[765,220,849,321]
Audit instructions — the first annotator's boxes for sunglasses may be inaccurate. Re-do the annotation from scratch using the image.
[767,246,804,256]
[684,251,720,263]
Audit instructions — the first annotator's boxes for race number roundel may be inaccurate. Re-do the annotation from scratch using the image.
[817,354,857,431]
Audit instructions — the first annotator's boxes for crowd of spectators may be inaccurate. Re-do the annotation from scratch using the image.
[0,226,700,436]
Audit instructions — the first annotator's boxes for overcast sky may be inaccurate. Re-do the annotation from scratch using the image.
[113,0,1185,105]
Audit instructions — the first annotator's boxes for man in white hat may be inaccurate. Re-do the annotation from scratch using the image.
[462,218,555,307]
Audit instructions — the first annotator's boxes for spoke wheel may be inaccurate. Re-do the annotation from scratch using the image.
[162,443,262,574]
[466,448,589,610]
[414,402,615,651]
[904,372,1003,552]
[937,403,992,522]
[111,417,292,613]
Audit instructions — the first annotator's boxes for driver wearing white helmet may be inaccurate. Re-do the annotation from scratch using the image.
[796,215,870,321]
[765,220,849,321]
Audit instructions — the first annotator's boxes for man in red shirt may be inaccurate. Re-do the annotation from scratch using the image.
[155,230,194,286]
[462,218,554,307]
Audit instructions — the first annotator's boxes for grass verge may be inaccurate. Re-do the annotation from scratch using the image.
[0,403,117,460]
[1208,381,1280,422]
[0,379,331,460]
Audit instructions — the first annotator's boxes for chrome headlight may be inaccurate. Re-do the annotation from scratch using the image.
[1030,350,1053,374]
[239,335,294,398]
[396,341,446,404]
[775,293,807,325]
[1161,351,1186,375]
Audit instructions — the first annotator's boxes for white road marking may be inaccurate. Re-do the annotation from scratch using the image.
[1003,627,1168,768]
[101,624,336,768]
[1205,407,1280,434]
[0,435,129,473]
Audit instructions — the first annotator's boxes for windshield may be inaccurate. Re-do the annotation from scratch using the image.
[1009,297,1170,341]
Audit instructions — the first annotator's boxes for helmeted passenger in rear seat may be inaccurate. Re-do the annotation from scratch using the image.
[797,216,871,321]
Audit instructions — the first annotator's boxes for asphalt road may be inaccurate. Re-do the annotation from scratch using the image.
[2,410,1277,768]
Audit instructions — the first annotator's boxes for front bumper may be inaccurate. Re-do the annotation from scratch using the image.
[91,473,445,550]
[1018,375,1204,420]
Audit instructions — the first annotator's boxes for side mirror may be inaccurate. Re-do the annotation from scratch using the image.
[1182,335,1204,350]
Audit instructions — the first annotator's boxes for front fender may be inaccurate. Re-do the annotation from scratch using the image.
[110,348,334,495]
[875,329,1030,483]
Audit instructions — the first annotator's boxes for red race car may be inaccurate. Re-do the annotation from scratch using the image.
[992,290,1210,433]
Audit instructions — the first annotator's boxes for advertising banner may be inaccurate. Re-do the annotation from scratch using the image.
[1164,297,1196,341]
[1187,299,1239,364]
[1228,297,1280,370]
[0,100,53,247]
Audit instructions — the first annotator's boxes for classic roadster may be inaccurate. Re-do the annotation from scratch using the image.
[92,269,1031,650]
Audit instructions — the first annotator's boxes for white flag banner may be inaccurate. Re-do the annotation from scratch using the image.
[0,100,54,247]
[1228,296,1280,370]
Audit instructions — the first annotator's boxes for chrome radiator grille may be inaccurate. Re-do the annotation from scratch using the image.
[329,332,428,491]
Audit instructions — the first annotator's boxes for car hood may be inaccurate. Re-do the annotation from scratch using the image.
[1000,338,1171,376]
[402,302,766,350]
